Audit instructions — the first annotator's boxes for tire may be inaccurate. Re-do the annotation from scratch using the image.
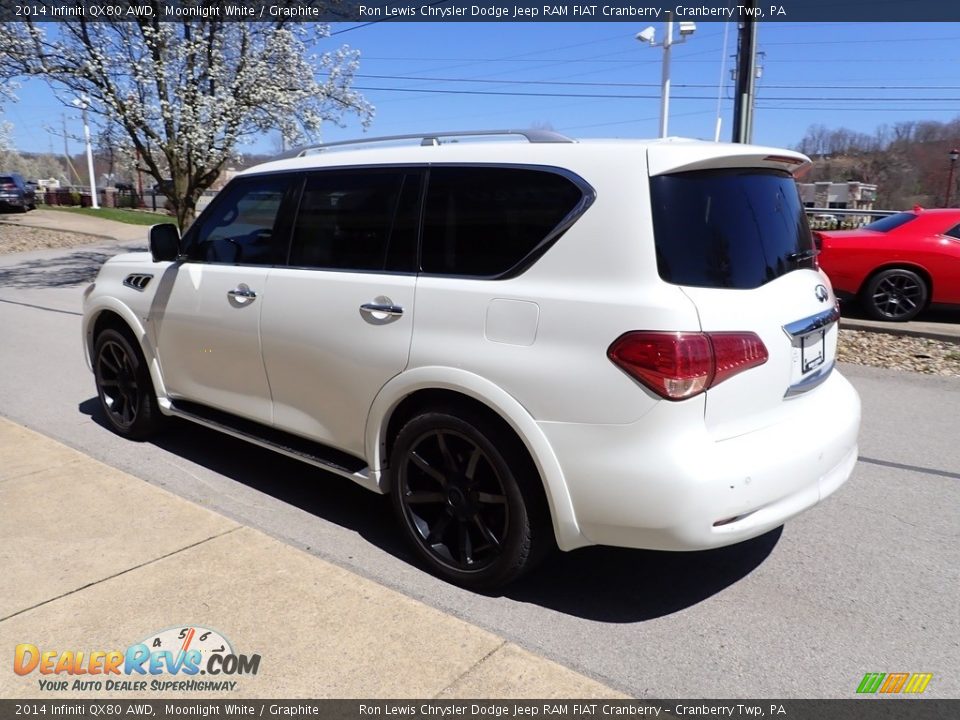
[93,328,164,440]
[861,268,928,322]
[389,410,550,590]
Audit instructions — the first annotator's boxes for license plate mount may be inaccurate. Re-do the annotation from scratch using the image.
[801,330,826,373]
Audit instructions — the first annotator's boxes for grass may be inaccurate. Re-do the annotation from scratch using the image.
[43,206,172,227]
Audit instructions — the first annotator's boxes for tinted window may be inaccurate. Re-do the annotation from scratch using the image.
[863,212,918,232]
[650,169,815,290]
[945,223,960,240]
[289,170,418,272]
[188,176,290,265]
[421,167,584,277]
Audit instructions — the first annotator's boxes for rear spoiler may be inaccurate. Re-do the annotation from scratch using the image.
[647,140,812,177]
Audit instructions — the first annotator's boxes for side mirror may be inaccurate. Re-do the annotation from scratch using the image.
[149,223,180,262]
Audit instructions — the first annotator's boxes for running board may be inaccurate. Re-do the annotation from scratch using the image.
[166,400,376,489]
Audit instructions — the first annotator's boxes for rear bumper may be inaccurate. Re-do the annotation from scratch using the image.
[539,370,861,551]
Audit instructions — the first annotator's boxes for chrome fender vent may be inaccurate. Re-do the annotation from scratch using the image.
[123,273,153,291]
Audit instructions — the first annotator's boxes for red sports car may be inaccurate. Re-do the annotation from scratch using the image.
[815,207,960,321]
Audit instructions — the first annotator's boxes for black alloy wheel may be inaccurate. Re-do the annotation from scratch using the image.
[390,411,547,589]
[863,268,928,322]
[93,328,163,439]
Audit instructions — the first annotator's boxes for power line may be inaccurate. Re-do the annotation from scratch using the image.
[352,73,960,92]
[353,86,684,99]
[762,35,960,46]
[353,85,960,102]
[758,105,960,112]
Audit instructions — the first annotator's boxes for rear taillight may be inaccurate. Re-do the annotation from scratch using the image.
[0,183,15,190]
[607,331,768,400]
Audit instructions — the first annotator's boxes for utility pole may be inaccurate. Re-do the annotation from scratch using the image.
[731,9,758,144]
[946,148,959,207]
[60,114,82,185]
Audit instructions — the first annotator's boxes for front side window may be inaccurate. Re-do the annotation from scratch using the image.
[186,176,290,265]
[650,169,816,290]
[421,166,585,277]
[288,170,418,273]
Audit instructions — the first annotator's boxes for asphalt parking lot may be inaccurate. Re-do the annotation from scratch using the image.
[0,236,957,698]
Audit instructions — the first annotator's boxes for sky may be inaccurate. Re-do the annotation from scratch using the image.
[3,21,960,157]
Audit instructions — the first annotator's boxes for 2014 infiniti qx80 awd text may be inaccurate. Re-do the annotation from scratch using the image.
[82,131,861,588]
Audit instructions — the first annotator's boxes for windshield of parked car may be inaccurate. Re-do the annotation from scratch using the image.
[650,168,816,290]
[863,212,918,232]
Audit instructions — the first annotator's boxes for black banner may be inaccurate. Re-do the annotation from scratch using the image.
[4,0,960,23]
[0,700,957,720]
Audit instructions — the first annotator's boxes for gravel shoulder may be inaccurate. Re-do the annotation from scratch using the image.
[1,224,958,377]
[838,329,959,377]
[0,224,111,255]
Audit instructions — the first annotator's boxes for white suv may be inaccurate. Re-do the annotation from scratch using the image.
[82,130,861,589]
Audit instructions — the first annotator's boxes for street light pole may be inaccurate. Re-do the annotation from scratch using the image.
[73,95,99,209]
[946,148,959,208]
[638,16,696,139]
[659,15,674,138]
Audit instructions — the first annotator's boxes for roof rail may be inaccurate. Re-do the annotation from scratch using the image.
[271,129,575,160]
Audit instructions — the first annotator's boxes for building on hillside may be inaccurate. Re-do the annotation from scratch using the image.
[798,181,877,212]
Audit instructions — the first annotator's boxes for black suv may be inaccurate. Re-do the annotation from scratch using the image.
[0,173,37,212]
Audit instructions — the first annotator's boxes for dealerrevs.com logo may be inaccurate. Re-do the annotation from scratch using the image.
[14,626,261,692]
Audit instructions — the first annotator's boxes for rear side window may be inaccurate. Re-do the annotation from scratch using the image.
[421,166,585,277]
[289,170,419,273]
[650,169,815,290]
[863,212,917,232]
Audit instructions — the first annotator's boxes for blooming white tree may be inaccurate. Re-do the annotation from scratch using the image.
[0,18,373,226]
[0,120,12,153]
[0,75,17,151]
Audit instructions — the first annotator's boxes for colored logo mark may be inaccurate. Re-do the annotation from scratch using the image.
[857,672,933,694]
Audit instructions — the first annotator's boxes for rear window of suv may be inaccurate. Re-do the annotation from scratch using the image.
[650,168,816,290]
[421,166,586,278]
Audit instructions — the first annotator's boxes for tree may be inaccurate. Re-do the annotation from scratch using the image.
[0,120,10,153]
[0,16,373,226]
[0,75,16,109]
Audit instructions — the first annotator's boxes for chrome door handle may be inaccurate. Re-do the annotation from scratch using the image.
[227,285,257,300]
[360,302,403,317]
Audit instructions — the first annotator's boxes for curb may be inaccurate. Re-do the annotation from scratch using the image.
[0,416,625,700]
[840,318,960,344]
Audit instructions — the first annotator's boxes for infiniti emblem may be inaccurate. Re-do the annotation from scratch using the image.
[815,284,829,303]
